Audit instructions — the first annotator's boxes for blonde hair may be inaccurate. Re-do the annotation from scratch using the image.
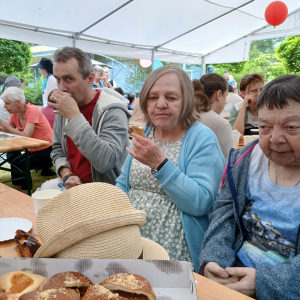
[1,87,25,103]
[93,65,103,72]
[139,65,200,129]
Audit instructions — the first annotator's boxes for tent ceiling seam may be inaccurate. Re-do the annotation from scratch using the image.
[73,0,133,40]
[153,0,254,49]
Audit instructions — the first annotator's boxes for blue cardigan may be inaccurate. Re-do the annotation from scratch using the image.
[116,122,225,271]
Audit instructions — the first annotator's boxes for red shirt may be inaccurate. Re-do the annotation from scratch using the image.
[67,90,100,183]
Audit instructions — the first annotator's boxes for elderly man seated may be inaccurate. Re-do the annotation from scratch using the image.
[199,74,300,300]
[0,87,54,193]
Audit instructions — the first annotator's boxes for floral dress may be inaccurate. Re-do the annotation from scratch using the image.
[128,128,193,265]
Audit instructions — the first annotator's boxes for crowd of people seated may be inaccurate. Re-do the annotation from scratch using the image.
[1,46,300,299]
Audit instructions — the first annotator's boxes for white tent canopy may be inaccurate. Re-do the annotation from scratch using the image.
[0,0,300,65]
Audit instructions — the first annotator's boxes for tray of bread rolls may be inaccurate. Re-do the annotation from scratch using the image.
[0,258,197,300]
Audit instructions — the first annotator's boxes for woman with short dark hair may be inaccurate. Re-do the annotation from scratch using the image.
[199,74,300,300]
[230,73,264,135]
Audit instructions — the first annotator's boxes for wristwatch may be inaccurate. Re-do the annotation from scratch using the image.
[151,158,168,176]
[62,172,75,184]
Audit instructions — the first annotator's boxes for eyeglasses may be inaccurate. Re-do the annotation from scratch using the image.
[242,75,249,81]
[14,230,41,257]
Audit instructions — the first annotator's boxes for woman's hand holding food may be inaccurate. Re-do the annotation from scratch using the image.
[127,133,166,169]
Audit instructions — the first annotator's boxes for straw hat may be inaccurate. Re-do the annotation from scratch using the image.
[34,183,169,260]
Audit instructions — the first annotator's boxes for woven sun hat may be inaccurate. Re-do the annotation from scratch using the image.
[34,182,169,260]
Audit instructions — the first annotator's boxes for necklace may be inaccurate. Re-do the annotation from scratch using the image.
[275,163,300,186]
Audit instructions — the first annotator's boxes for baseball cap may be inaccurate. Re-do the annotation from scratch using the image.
[4,76,27,88]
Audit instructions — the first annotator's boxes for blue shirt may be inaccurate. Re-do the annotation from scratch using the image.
[92,81,104,88]
[237,144,300,268]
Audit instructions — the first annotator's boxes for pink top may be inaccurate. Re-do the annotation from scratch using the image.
[41,105,56,129]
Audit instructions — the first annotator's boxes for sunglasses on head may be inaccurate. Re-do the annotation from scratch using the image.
[14,230,41,257]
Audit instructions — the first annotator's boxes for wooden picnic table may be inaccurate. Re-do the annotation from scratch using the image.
[0,183,253,299]
[0,134,50,195]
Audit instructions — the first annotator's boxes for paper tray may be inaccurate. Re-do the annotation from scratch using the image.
[0,258,197,300]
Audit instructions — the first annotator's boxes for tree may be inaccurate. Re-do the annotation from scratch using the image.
[245,53,286,82]
[125,61,151,93]
[276,36,300,73]
[0,39,32,75]
[211,62,246,76]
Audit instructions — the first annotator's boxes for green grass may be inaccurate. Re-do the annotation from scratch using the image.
[0,165,57,193]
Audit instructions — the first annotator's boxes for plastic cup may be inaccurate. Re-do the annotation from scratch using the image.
[32,189,62,215]
[243,136,253,146]
[234,136,239,148]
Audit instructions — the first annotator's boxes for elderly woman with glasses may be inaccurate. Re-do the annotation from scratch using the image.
[116,66,225,271]
[199,75,300,299]
[230,73,264,135]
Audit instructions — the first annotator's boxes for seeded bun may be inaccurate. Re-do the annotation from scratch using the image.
[82,285,128,300]
[20,288,80,300]
[39,272,93,296]
[100,273,156,300]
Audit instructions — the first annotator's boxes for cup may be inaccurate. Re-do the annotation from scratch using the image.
[32,189,62,215]
[234,136,239,148]
[243,136,253,146]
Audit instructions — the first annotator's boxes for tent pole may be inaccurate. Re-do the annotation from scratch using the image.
[151,49,155,71]
[73,38,76,47]
[201,64,206,76]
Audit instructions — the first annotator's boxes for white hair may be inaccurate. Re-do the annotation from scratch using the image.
[1,87,25,103]
[93,65,104,72]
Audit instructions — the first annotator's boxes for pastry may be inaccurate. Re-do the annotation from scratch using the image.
[0,271,46,298]
[19,288,80,300]
[39,272,93,296]
[129,126,145,137]
[0,293,17,300]
[100,274,156,300]
[82,285,128,300]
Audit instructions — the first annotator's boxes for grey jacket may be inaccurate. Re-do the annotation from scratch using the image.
[51,88,131,185]
[199,140,300,300]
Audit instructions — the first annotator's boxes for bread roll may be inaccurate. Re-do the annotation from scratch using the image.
[0,271,46,297]
[100,274,156,300]
[82,285,128,300]
[20,288,80,300]
[0,293,17,300]
[39,272,93,296]
[129,126,145,137]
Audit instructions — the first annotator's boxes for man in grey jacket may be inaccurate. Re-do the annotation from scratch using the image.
[46,47,130,189]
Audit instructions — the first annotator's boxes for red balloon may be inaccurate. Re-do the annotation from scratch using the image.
[265,1,288,27]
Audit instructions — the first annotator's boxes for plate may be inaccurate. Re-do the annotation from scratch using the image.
[0,218,32,242]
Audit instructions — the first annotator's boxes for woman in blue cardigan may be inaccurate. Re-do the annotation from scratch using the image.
[116,66,225,271]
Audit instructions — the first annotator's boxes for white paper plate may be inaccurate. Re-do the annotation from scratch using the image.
[0,218,32,242]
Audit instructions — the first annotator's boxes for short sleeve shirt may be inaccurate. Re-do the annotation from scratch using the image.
[9,103,53,152]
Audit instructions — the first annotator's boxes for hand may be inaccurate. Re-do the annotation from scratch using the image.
[242,86,256,109]
[127,133,166,169]
[0,120,10,130]
[224,267,256,297]
[204,262,240,285]
[48,90,80,121]
[102,75,108,86]
[64,175,82,189]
